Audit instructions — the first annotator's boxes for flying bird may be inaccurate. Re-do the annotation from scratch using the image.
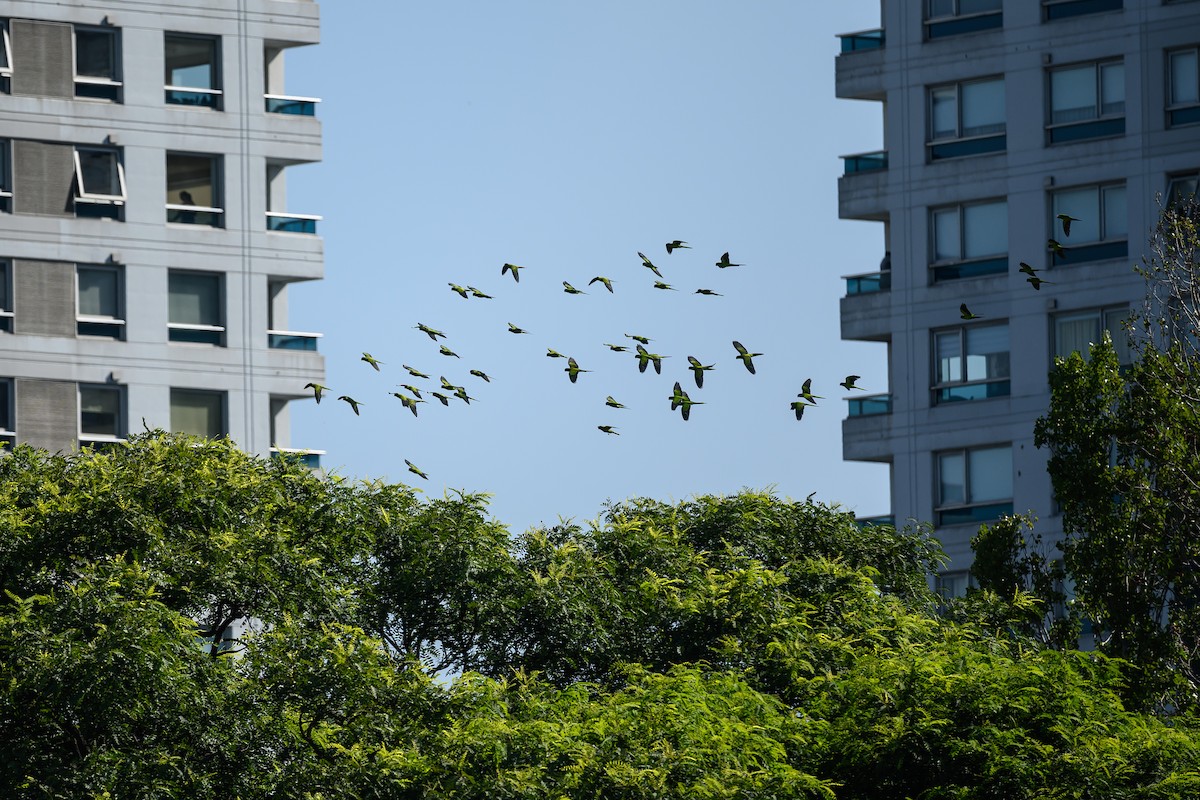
[390,392,424,417]
[789,398,813,421]
[405,459,428,480]
[652,280,677,291]
[400,384,423,399]
[448,282,470,299]
[439,376,463,392]
[635,344,667,375]
[694,288,722,296]
[715,252,741,269]
[439,344,461,358]
[604,343,629,352]
[732,341,761,374]
[361,352,383,371]
[960,303,981,320]
[638,252,663,278]
[338,395,363,416]
[625,333,652,345]
[415,323,446,341]
[453,386,474,404]
[1018,262,1052,290]
[669,382,703,421]
[563,281,586,295]
[430,392,451,406]
[403,364,430,379]
[507,322,530,335]
[469,369,491,383]
[840,375,863,391]
[798,379,822,405]
[1047,238,1067,261]
[467,286,492,299]
[597,425,619,435]
[304,382,328,403]
[1056,213,1080,237]
[605,396,626,409]
[564,357,590,383]
[546,347,567,359]
[665,240,691,254]
[501,263,524,282]
[589,276,614,293]
[687,356,715,388]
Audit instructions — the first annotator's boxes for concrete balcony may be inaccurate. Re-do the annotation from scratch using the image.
[842,405,894,463]
[835,29,885,101]
[840,283,891,342]
[838,151,888,221]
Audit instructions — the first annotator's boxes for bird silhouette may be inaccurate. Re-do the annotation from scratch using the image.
[391,392,424,417]
[507,322,530,335]
[546,347,567,359]
[338,395,363,415]
[563,281,586,295]
[666,240,691,254]
[403,364,430,379]
[960,303,981,320]
[1018,262,1052,291]
[415,323,446,341]
[789,398,812,421]
[798,379,822,404]
[405,459,428,480]
[501,263,524,283]
[652,280,677,291]
[597,425,619,435]
[448,283,470,299]
[453,386,474,404]
[694,288,722,296]
[604,343,629,352]
[1056,214,1080,238]
[400,383,423,399]
[840,375,863,391]
[469,369,491,383]
[715,252,741,268]
[589,276,615,293]
[732,341,761,374]
[440,376,463,392]
[1047,239,1067,262]
[605,396,626,409]
[669,382,703,421]
[565,357,590,383]
[361,352,384,371]
[635,344,667,375]
[625,333,652,345]
[304,382,328,403]
[638,252,663,278]
[439,344,461,358]
[467,286,492,299]
[687,356,715,388]
[430,392,451,406]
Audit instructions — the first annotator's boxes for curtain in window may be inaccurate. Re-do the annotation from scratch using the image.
[965,324,1009,381]
[933,208,961,261]
[1051,66,1096,124]
[961,79,1004,136]
[1055,313,1097,358]
[170,390,223,438]
[1053,188,1100,243]
[168,273,220,326]
[78,269,118,318]
[1171,51,1199,106]
[1102,185,1127,239]
[969,446,1011,502]
[938,452,966,505]
[963,201,1007,258]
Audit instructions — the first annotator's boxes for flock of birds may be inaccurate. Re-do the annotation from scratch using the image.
[303,217,1080,482]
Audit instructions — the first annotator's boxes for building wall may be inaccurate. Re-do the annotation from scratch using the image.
[0,0,324,456]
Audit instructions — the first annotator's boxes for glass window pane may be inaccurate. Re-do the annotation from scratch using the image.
[960,0,1002,12]
[1099,62,1124,116]
[933,208,961,261]
[929,0,955,17]
[931,87,958,140]
[1103,308,1131,364]
[0,382,9,432]
[166,154,217,209]
[78,150,119,196]
[1170,51,1199,106]
[75,29,116,79]
[936,331,962,383]
[169,272,221,326]
[0,262,8,311]
[0,140,8,188]
[965,324,1010,381]
[939,452,966,506]
[80,387,120,437]
[1053,188,1100,243]
[961,79,1005,136]
[78,268,118,318]
[171,389,224,438]
[1055,313,1099,359]
[1051,66,1097,124]
[1169,177,1197,206]
[969,446,1012,503]
[165,35,218,89]
[1102,185,1127,239]
[963,201,1007,259]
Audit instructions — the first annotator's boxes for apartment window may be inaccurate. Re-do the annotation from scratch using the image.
[936,571,976,602]
[1043,0,1122,20]
[928,77,1005,159]
[930,199,1008,281]
[926,0,1002,39]
[1048,60,1124,143]
[166,153,223,227]
[1055,307,1131,364]
[0,139,9,212]
[169,271,224,345]
[73,147,126,219]
[165,33,221,109]
[170,389,225,438]
[0,378,12,449]
[1168,48,1200,127]
[934,323,1010,402]
[936,445,1013,526]
[74,26,121,101]
[1168,171,1198,206]
[0,260,10,333]
[79,385,123,446]
[0,22,11,93]
[76,265,124,339]
[1051,183,1128,263]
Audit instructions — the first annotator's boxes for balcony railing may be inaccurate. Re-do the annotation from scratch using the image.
[166,203,224,227]
[937,501,1013,527]
[845,270,891,295]
[934,379,1010,404]
[838,29,885,53]
[841,151,888,175]
[266,212,321,234]
[168,322,225,345]
[848,394,892,417]
[268,329,322,351]
[165,85,222,109]
[265,93,321,116]
[271,447,325,470]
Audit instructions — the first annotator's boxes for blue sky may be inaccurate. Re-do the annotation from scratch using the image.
[284,2,889,531]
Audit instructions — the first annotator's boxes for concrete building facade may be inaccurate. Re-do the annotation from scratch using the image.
[0,0,324,462]
[836,0,1200,589]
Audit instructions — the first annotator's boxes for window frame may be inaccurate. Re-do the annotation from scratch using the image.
[0,259,10,334]
[1168,170,1199,206]
[0,138,9,212]
[73,147,127,205]
[165,152,225,227]
[1047,58,1125,143]
[0,23,11,79]
[935,444,1014,526]
[167,269,225,346]
[0,377,12,449]
[927,76,1007,160]
[164,32,223,109]
[1167,47,1200,127]
[170,388,227,438]
[1053,305,1131,365]
[928,198,1009,281]
[932,322,1012,403]
[1049,182,1128,264]
[925,0,1003,39]
[1042,0,1123,21]
[78,384,125,446]
[76,264,125,339]
[72,25,122,101]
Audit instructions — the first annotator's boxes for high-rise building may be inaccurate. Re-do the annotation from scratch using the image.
[0,1,324,464]
[835,0,1200,589]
